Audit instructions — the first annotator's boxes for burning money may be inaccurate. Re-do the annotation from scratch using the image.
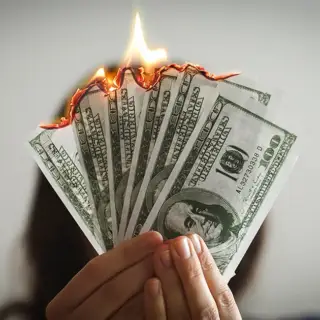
[28,13,298,280]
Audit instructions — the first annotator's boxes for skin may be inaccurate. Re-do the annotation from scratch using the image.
[144,234,242,320]
[46,231,163,320]
[46,231,241,319]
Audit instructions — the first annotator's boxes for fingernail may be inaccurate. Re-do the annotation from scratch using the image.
[149,279,161,298]
[160,249,172,268]
[190,234,202,254]
[173,237,191,259]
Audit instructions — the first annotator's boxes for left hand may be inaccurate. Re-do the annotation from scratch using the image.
[46,231,163,320]
[144,234,242,320]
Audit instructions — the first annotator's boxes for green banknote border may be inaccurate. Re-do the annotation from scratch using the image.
[213,96,296,272]
[223,79,271,106]
[73,101,113,249]
[153,67,199,176]
[29,131,96,234]
[140,95,296,274]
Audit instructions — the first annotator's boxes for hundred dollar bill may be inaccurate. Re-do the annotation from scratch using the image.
[28,126,105,254]
[125,65,267,239]
[140,90,297,279]
[104,69,145,242]
[221,77,272,106]
[72,86,113,249]
[118,68,179,240]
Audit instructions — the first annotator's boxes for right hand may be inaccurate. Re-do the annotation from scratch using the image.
[46,231,163,320]
[144,234,241,320]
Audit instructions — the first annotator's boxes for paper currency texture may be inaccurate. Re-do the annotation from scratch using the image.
[140,88,296,276]
[28,63,297,282]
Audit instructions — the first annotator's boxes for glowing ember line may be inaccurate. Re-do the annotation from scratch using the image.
[39,63,240,129]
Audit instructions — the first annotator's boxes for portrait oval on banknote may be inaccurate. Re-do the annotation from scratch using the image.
[145,164,175,211]
[156,188,240,253]
[96,190,114,250]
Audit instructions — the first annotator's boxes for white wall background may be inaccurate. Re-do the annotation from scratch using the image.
[0,0,319,318]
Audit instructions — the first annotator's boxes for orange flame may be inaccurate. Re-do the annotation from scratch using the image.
[90,67,106,82]
[124,13,167,69]
[40,64,239,129]
[39,12,240,130]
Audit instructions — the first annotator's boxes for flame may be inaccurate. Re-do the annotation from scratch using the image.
[40,63,239,129]
[90,67,106,82]
[124,13,167,70]
[39,12,240,130]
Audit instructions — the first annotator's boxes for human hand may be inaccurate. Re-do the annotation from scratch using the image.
[46,231,163,320]
[144,234,242,320]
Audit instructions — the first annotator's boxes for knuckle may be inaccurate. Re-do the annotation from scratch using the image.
[45,300,62,320]
[84,256,101,276]
[185,261,203,282]
[85,257,98,273]
[82,256,107,285]
[198,252,215,272]
[216,287,236,310]
[197,304,220,320]
[45,302,55,320]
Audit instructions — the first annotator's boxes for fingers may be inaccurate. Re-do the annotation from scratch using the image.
[144,278,166,320]
[111,292,144,320]
[46,231,162,319]
[170,237,219,320]
[153,244,190,320]
[68,255,154,320]
[186,234,241,320]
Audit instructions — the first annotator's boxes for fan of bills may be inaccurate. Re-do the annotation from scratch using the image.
[28,64,297,281]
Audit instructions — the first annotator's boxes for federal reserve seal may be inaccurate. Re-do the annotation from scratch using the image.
[220,145,249,174]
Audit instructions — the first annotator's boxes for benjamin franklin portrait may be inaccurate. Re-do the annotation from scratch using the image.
[156,188,240,252]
